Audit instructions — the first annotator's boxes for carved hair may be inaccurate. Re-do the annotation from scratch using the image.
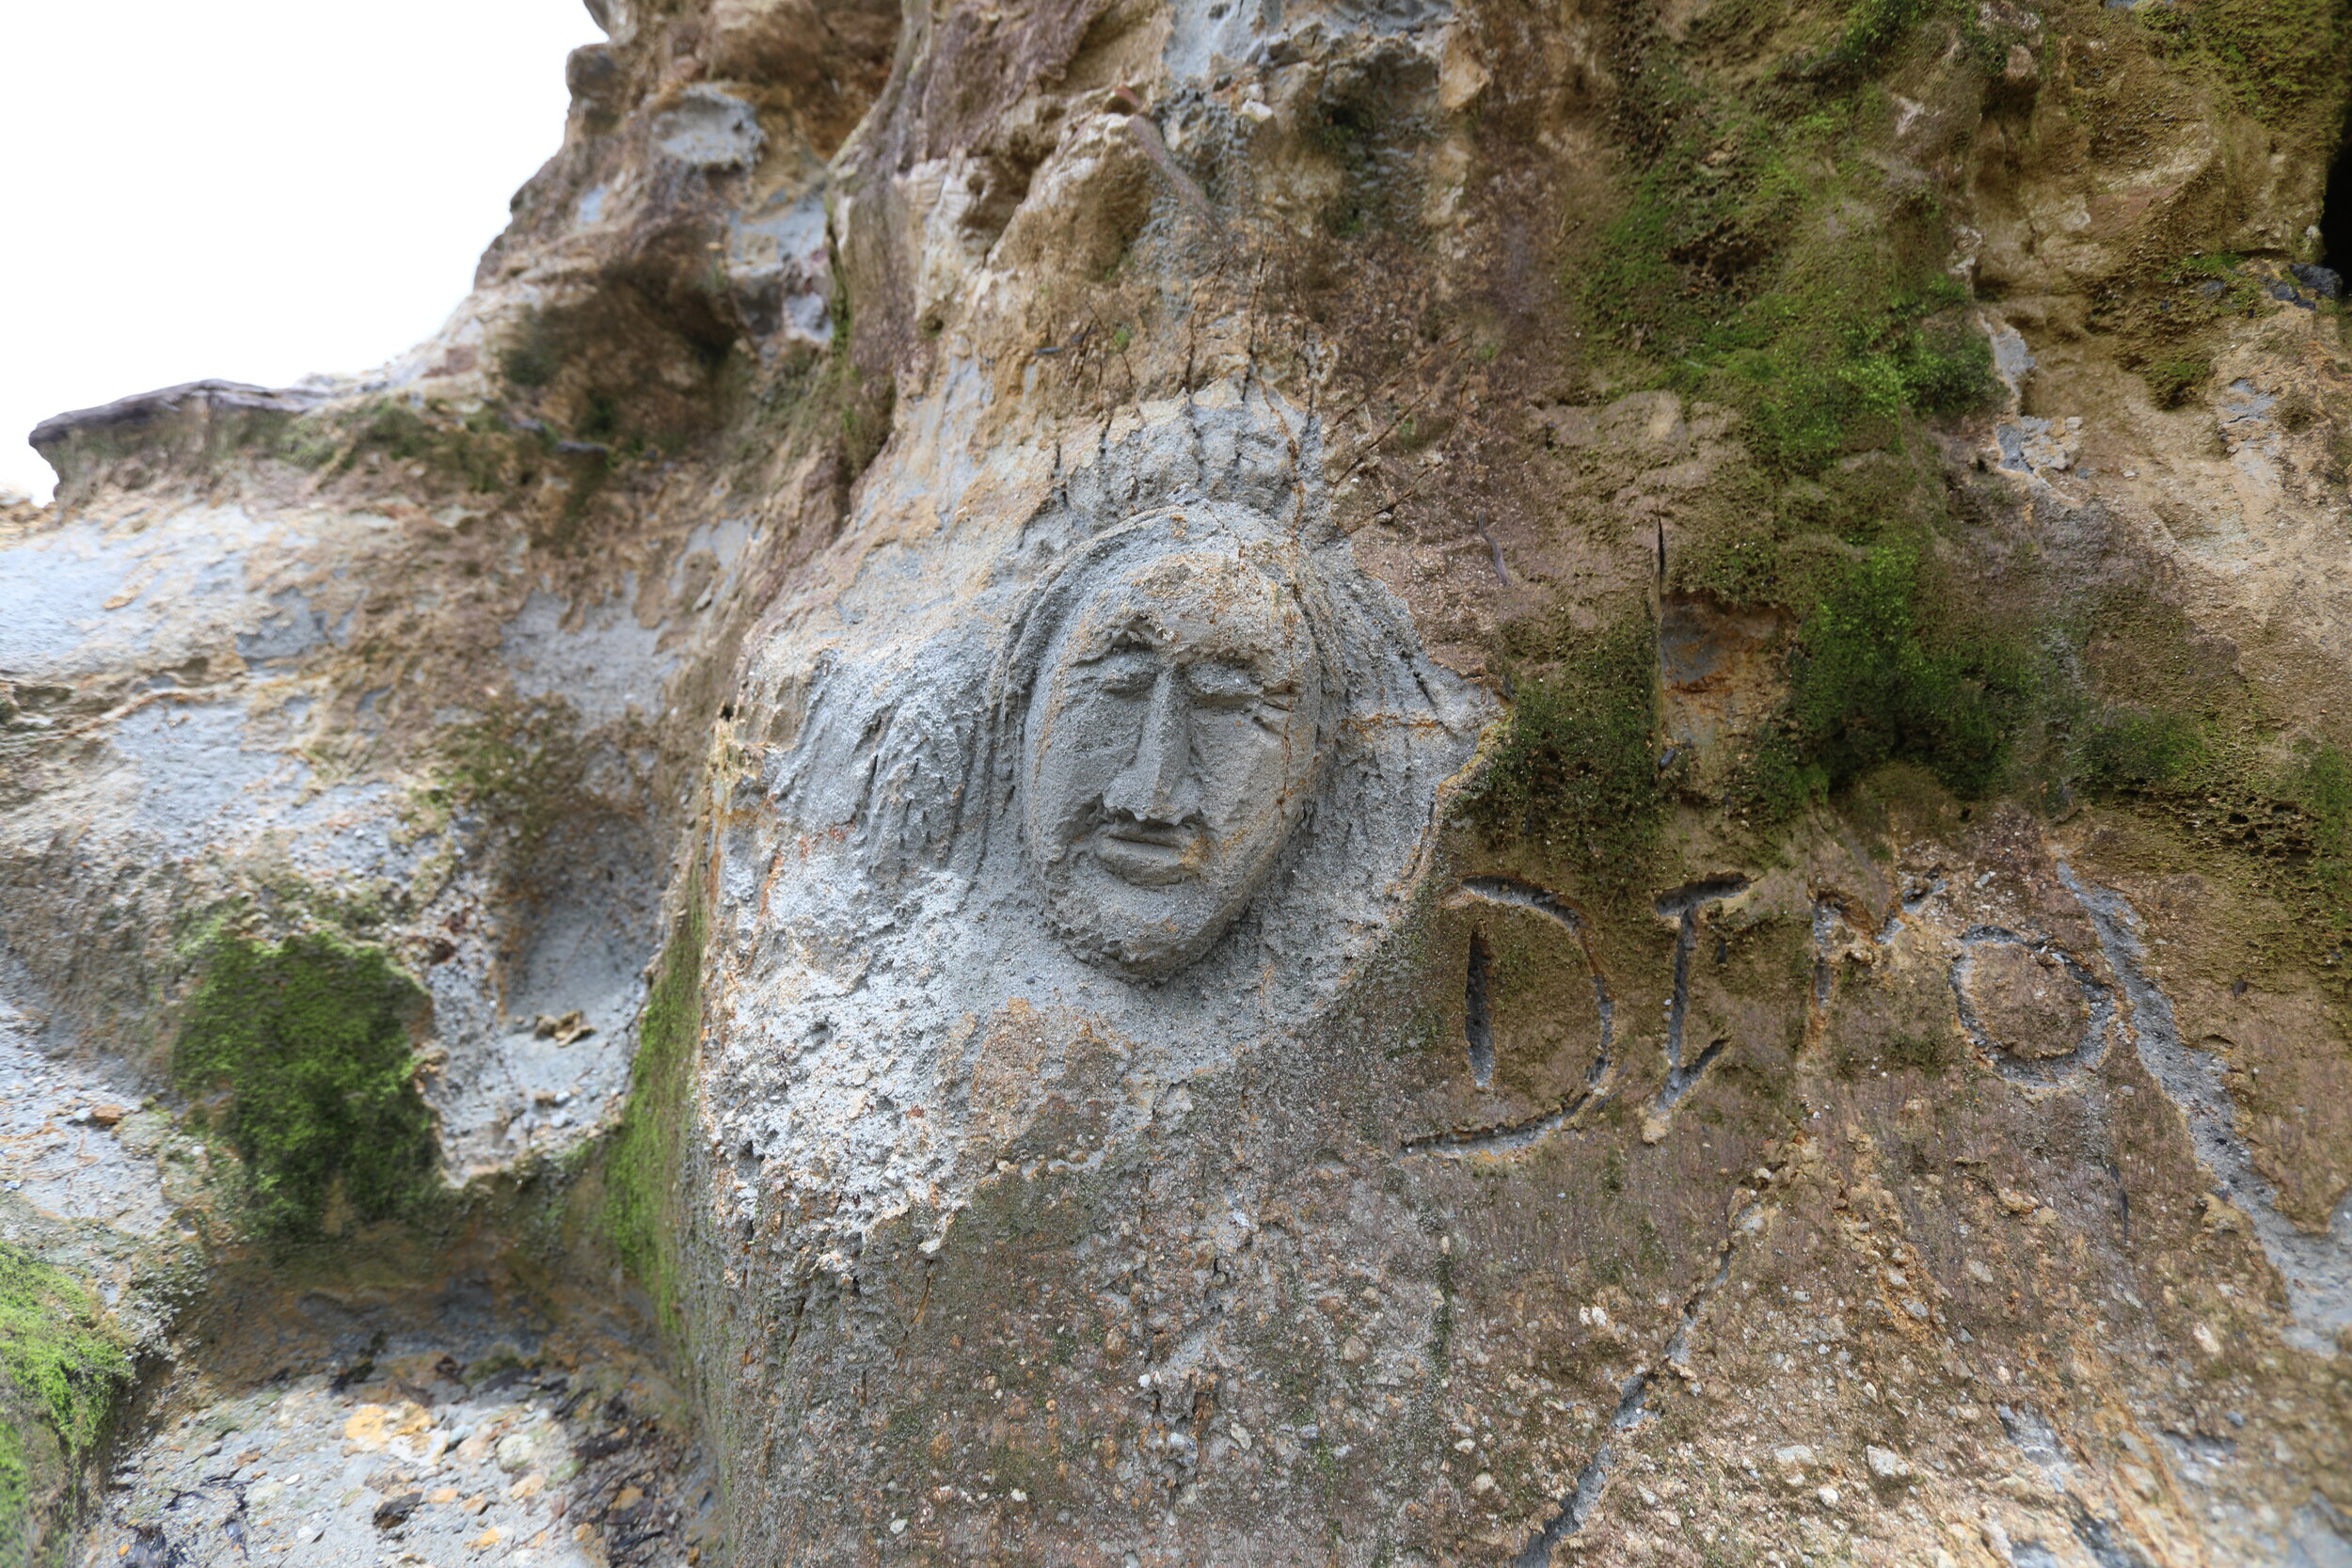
[761,391,1480,975]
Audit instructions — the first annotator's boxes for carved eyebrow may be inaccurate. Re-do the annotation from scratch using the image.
[1067,616,1164,658]
[1185,659,1297,698]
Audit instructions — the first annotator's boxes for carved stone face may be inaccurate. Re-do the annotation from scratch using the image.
[1021,545,1327,980]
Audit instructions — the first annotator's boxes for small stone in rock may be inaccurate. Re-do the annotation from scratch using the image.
[533,1011,595,1044]
[2290,263,2343,301]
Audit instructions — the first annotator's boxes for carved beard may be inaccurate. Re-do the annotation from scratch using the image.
[1030,829,1247,981]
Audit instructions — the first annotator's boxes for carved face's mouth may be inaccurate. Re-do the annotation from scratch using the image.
[1089,812,1205,886]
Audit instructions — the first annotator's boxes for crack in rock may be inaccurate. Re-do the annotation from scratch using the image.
[1513,1197,1767,1564]
[2059,863,2352,1353]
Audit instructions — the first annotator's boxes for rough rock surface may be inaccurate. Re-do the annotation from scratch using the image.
[6,0,2352,1563]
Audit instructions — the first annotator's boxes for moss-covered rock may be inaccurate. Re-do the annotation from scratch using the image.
[1742,541,2036,815]
[1572,2,2000,476]
[1473,610,1668,897]
[0,1247,133,1567]
[172,930,437,1239]
[601,906,705,1338]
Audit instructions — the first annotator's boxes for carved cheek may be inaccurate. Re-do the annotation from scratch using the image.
[1034,688,1134,837]
[1025,689,1088,848]
[1247,705,1320,845]
[1270,707,1320,806]
[1196,715,1296,852]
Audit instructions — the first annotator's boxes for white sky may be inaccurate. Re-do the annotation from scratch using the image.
[0,0,599,500]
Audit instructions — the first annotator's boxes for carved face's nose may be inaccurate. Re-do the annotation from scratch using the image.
[1103,668,1195,821]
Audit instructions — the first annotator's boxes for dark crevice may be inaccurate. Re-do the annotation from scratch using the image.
[1465,930,1496,1089]
[2323,97,2352,272]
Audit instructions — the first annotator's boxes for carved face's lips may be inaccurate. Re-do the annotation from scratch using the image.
[1089,818,1203,886]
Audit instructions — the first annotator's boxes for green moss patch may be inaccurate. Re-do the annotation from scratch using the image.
[2063,726,2352,986]
[603,906,706,1336]
[0,1245,134,1564]
[2109,255,2264,402]
[1819,0,1941,75]
[0,1249,130,1463]
[1701,261,1992,476]
[2136,0,2352,121]
[173,931,437,1238]
[1472,612,1667,893]
[490,292,741,456]
[1666,447,1950,614]
[1740,543,2032,816]
[2144,352,2217,409]
[2291,742,2352,882]
[0,1420,24,1568]
[423,697,586,858]
[1573,5,1998,475]
[1555,0,2348,853]
[2079,706,2210,792]
[2055,581,2352,972]
[272,398,553,495]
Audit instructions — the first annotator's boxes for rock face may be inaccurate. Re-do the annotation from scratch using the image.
[6,0,2352,1563]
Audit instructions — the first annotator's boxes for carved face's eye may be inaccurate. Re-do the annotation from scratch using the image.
[1188,661,1302,733]
[1089,644,1160,696]
[1184,660,1262,707]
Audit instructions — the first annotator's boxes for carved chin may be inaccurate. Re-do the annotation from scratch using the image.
[1102,927,1213,982]
[1037,862,1233,982]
